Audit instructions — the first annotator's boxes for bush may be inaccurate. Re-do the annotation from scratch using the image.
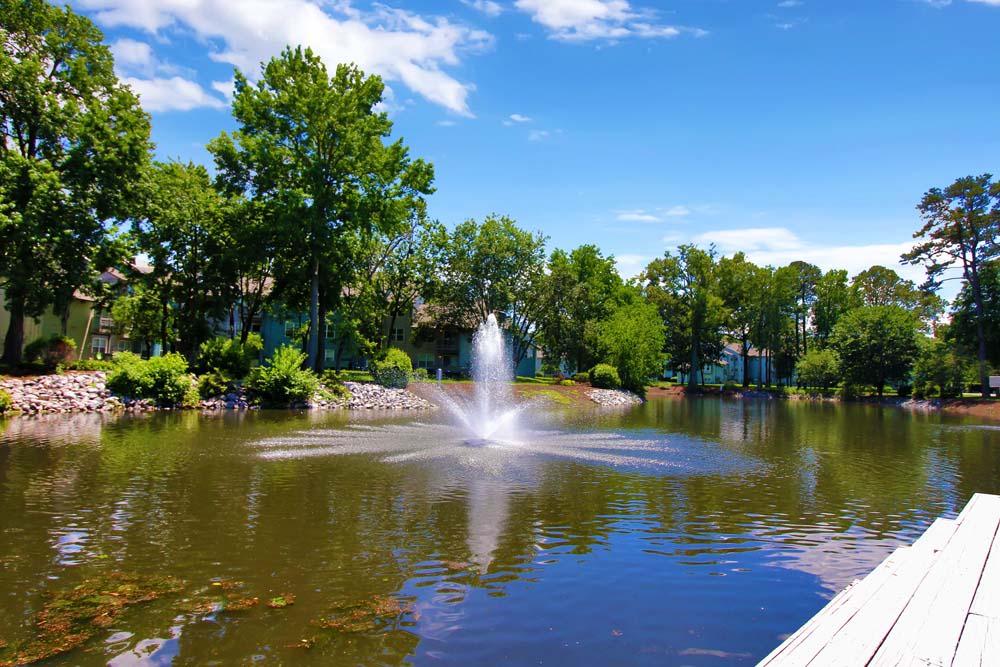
[246,345,318,405]
[320,383,352,402]
[572,372,590,384]
[0,388,13,414]
[371,348,412,389]
[24,334,77,368]
[107,352,194,406]
[197,371,233,399]
[912,338,965,400]
[195,334,262,379]
[589,363,622,389]
[795,349,841,391]
[68,359,115,372]
[723,380,738,391]
[558,379,575,386]
[412,367,429,382]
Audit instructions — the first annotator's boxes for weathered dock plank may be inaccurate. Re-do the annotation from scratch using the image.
[758,494,1000,667]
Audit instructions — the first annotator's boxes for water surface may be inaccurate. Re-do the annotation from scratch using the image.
[1,399,998,665]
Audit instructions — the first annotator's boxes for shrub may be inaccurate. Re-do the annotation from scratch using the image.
[412,367,429,382]
[371,348,412,389]
[68,359,115,372]
[912,337,965,400]
[197,371,232,399]
[246,345,318,405]
[107,352,193,406]
[321,383,352,402]
[0,388,13,414]
[572,372,590,384]
[558,379,575,386]
[195,334,262,379]
[723,380,738,391]
[795,349,841,391]
[597,302,665,394]
[24,334,77,368]
[589,363,622,389]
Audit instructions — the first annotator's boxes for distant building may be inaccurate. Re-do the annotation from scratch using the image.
[669,342,776,386]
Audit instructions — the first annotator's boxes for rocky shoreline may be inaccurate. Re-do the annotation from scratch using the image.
[0,372,435,416]
[586,388,644,406]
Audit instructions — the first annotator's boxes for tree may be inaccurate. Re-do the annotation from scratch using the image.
[209,48,433,371]
[536,245,626,373]
[830,306,920,397]
[642,245,727,389]
[432,215,547,367]
[111,283,171,358]
[904,175,1000,397]
[0,1,151,363]
[912,336,965,399]
[218,198,280,345]
[788,261,822,356]
[795,349,841,391]
[718,253,764,387]
[948,260,1000,368]
[812,269,854,348]
[133,161,230,361]
[598,300,665,394]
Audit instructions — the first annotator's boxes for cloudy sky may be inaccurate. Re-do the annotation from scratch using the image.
[71,0,1000,294]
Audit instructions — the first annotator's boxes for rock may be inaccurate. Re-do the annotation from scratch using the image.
[586,388,643,407]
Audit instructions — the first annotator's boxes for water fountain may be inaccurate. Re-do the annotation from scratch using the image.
[435,313,527,443]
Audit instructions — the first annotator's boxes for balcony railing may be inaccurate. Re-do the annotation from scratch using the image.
[98,317,114,331]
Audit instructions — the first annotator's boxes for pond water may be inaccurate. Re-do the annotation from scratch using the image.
[1,399,999,666]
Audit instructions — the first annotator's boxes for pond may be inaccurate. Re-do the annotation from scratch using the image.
[1,399,999,666]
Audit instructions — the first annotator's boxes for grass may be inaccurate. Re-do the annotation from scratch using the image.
[514,376,558,385]
[519,388,572,405]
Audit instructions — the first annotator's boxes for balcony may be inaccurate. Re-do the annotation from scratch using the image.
[98,316,114,332]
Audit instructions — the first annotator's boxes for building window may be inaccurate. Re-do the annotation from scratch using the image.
[284,320,298,337]
[91,336,108,355]
[116,340,130,352]
[390,327,405,343]
[324,348,337,363]
[417,353,435,369]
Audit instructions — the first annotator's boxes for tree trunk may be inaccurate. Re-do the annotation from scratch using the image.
[2,296,26,365]
[307,258,320,371]
[160,296,169,355]
[688,342,699,390]
[314,300,327,373]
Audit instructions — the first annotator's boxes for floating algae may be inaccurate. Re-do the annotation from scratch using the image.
[312,595,415,633]
[0,572,183,667]
[267,593,296,609]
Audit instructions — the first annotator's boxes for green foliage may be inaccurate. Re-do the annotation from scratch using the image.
[949,260,1000,367]
[831,306,920,397]
[0,0,151,364]
[107,353,193,406]
[197,371,233,399]
[23,335,77,367]
[537,245,626,373]
[597,302,665,394]
[195,335,261,379]
[432,215,547,366]
[812,269,854,348]
[795,349,841,390]
[589,363,622,389]
[246,345,318,405]
[572,372,590,384]
[67,359,115,372]
[0,388,13,414]
[110,283,171,356]
[722,380,738,391]
[912,337,965,399]
[906,175,1000,397]
[371,348,412,389]
[558,379,576,386]
[412,367,429,382]
[321,383,353,402]
[643,245,728,389]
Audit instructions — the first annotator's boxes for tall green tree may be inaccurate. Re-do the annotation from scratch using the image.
[812,269,854,348]
[432,215,547,367]
[209,48,433,371]
[905,175,999,397]
[718,252,764,387]
[598,299,665,394]
[948,260,1000,368]
[788,261,822,356]
[134,161,230,361]
[642,245,727,389]
[0,0,151,363]
[831,305,920,397]
[537,245,626,373]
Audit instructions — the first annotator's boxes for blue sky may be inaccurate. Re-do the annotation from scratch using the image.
[71,0,1000,294]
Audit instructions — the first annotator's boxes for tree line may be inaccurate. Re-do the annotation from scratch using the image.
[1,1,998,397]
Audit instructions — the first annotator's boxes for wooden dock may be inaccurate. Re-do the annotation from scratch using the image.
[759,493,1000,666]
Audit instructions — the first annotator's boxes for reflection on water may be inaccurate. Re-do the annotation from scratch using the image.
[1,400,999,666]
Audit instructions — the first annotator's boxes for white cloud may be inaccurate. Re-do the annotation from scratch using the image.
[110,38,156,74]
[528,129,551,141]
[513,0,695,42]
[509,113,532,122]
[968,0,1000,5]
[211,78,236,103]
[123,75,227,112]
[614,253,648,279]
[692,227,924,283]
[436,119,457,126]
[460,0,504,16]
[75,0,492,116]
[777,0,801,7]
[616,209,660,222]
